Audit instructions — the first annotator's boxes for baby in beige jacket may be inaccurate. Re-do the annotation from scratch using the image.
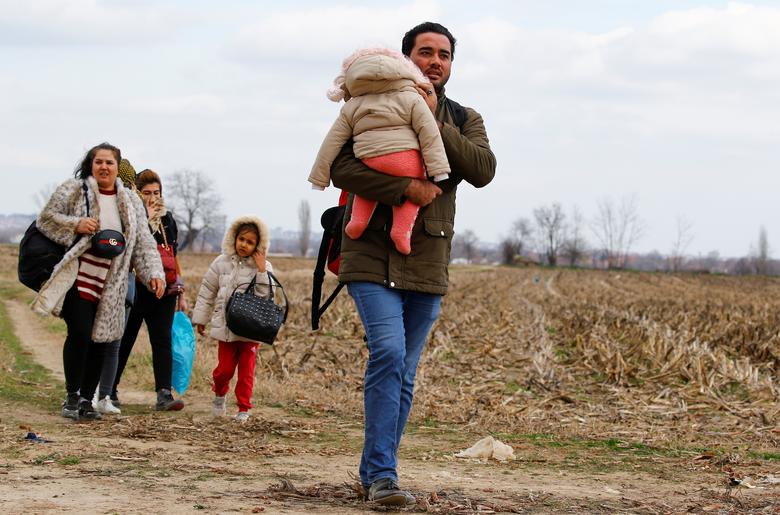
[309,47,450,255]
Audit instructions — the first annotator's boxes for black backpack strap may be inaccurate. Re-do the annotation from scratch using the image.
[82,181,90,216]
[445,97,469,130]
[311,205,346,330]
[311,227,330,330]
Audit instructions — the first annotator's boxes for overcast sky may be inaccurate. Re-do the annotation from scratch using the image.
[1,0,778,258]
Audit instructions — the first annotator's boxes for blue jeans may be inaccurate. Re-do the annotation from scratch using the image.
[347,281,442,487]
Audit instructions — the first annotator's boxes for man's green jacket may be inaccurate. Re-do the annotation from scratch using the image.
[330,91,497,295]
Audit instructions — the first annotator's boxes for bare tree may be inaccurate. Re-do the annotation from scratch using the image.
[500,217,532,265]
[668,215,694,272]
[751,225,771,274]
[166,169,223,252]
[590,194,645,269]
[533,203,565,266]
[454,229,479,263]
[297,199,311,257]
[560,205,588,266]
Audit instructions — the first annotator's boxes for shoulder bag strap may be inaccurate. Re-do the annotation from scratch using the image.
[82,181,90,217]
[267,271,289,324]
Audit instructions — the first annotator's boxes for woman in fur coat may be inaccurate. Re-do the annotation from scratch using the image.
[33,142,165,421]
[191,215,273,423]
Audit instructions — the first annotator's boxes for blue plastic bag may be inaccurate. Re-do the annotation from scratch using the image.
[171,311,195,395]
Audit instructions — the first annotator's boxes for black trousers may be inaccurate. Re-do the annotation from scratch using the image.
[61,287,106,400]
[114,285,177,393]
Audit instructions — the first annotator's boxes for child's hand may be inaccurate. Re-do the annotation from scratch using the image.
[195,323,205,336]
[252,249,267,273]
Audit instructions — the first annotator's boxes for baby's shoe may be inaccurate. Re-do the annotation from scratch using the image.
[234,411,250,423]
[212,396,227,417]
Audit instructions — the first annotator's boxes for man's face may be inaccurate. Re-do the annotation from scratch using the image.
[409,32,452,91]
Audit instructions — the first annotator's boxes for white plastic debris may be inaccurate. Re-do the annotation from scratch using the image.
[455,436,515,462]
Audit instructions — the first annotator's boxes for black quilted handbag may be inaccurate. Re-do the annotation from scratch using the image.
[225,271,288,344]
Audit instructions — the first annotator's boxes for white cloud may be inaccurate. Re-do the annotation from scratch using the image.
[126,94,228,116]
[0,0,183,45]
[224,0,441,62]
[2,1,779,257]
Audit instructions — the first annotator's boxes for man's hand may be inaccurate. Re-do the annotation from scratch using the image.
[415,82,437,115]
[404,179,442,207]
[194,323,205,336]
[150,278,165,299]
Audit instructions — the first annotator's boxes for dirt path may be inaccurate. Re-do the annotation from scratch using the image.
[6,299,151,406]
[1,300,777,513]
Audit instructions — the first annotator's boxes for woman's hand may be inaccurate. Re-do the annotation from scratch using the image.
[194,323,205,336]
[150,278,165,299]
[252,249,267,273]
[176,294,188,312]
[76,217,99,235]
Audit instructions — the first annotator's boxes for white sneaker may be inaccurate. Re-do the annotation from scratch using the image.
[212,396,226,417]
[96,395,121,415]
[234,411,250,423]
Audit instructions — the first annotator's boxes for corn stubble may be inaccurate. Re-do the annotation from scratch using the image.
[177,256,780,446]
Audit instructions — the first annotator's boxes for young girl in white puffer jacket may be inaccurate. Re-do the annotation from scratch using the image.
[191,215,273,422]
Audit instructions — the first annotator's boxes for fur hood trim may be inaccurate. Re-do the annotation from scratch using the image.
[327,47,428,101]
[221,215,270,256]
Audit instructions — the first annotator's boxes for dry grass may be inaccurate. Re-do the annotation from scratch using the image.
[145,253,780,451]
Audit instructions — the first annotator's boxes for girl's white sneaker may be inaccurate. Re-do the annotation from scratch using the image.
[212,396,227,417]
[234,411,250,423]
[96,395,121,415]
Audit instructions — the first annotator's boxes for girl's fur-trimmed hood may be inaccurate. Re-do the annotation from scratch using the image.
[221,215,270,256]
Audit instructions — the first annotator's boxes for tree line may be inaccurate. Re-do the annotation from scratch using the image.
[454,195,775,276]
[22,175,773,275]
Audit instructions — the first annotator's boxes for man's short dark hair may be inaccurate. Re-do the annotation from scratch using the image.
[401,22,456,60]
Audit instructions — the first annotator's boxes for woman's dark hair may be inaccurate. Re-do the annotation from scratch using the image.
[401,22,456,60]
[73,142,122,180]
[136,169,163,194]
[236,223,260,242]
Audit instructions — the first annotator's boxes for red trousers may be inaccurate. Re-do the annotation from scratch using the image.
[212,341,259,411]
[346,149,425,256]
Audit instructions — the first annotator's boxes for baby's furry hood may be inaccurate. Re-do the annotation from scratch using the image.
[328,47,428,101]
[222,214,270,256]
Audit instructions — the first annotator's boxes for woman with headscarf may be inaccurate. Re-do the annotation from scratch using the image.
[112,168,185,411]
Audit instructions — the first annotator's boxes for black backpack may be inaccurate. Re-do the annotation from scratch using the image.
[18,183,88,292]
[310,98,468,330]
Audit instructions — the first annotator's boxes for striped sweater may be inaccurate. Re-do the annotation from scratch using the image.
[77,189,122,302]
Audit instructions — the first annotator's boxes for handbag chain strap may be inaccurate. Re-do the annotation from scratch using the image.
[159,219,170,249]
[241,271,289,324]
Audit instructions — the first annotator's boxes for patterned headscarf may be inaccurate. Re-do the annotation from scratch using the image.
[146,194,168,235]
[118,159,136,189]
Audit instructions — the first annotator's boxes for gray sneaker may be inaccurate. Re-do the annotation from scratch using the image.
[61,392,79,420]
[368,478,415,506]
[78,399,102,420]
[155,388,184,411]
